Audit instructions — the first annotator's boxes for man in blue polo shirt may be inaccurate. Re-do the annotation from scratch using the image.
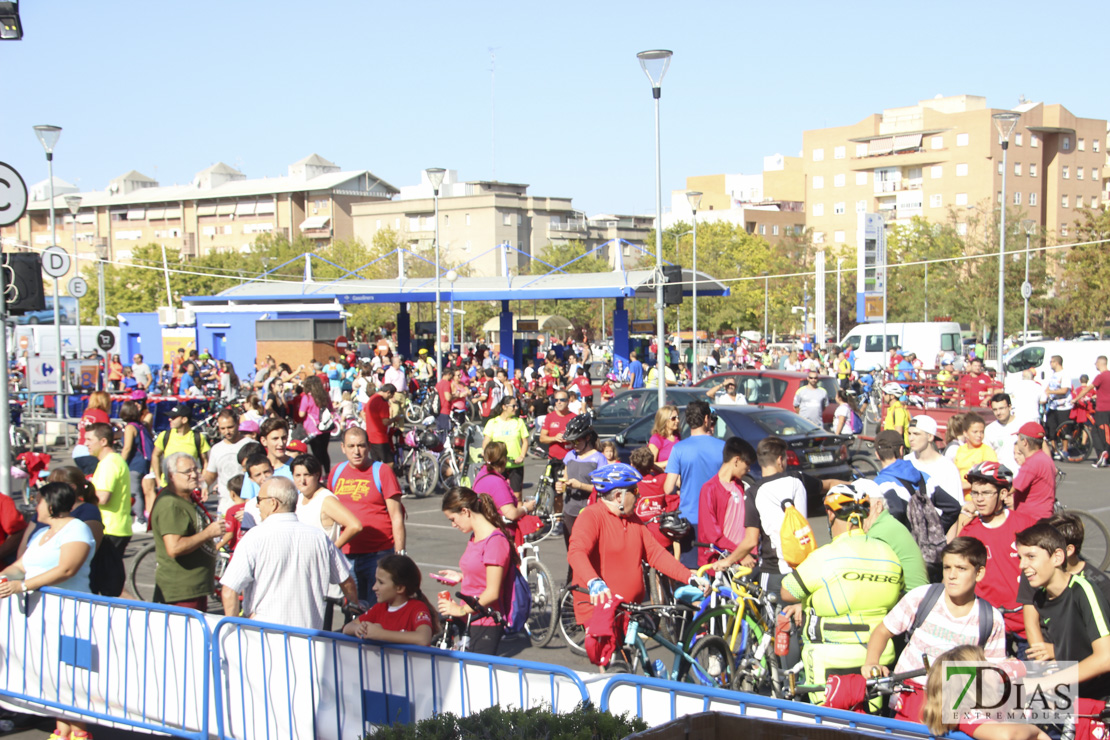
[627,351,644,389]
[664,400,726,567]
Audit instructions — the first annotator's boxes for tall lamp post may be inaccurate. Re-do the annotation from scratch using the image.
[425,167,446,375]
[95,241,108,329]
[637,49,672,408]
[64,194,83,361]
[445,269,459,352]
[762,270,770,340]
[992,111,1020,380]
[835,257,844,343]
[686,191,702,382]
[1021,219,1036,344]
[33,124,64,418]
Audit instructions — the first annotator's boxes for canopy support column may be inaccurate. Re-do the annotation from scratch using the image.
[396,302,411,358]
[497,300,514,374]
[613,297,630,379]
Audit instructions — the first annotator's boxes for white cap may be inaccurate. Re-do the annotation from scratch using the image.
[908,415,939,438]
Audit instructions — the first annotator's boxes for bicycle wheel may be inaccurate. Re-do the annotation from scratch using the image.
[1056,420,1092,463]
[408,451,439,498]
[849,454,879,479]
[438,450,463,491]
[1071,508,1110,571]
[128,542,158,602]
[404,400,425,425]
[523,557,556,648]
[686,635,734,689]
[557,588,587,655]
[646,568,682,644]
[728,618,777,696]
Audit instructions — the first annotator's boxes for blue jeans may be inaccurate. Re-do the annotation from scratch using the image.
[348,549,394,605]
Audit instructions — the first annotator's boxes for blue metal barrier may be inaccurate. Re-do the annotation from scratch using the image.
[599,674,969,740]
[0,587,212,740]
[211,616,590,740]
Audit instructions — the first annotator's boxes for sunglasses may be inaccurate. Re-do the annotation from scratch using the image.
[555,397,568,402]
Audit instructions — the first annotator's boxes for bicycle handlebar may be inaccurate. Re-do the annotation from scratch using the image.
[456,592,507,627]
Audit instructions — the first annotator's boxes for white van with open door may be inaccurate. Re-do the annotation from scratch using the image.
[840,322,963,371]
[1003,340,1110,384]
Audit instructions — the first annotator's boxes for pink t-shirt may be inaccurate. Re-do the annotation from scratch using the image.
[472,467,518,539]
[649,434,678,463]
[458,529,513,626]
[299,394,332,437]
[1010,449,1056,521]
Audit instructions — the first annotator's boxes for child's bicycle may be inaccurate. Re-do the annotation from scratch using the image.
[433,593,507,651]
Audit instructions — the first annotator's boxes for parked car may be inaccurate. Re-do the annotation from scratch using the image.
[591,387,706,438]
[694,370,839,426]
[611,405,857,499]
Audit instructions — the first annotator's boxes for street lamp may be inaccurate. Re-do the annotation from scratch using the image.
[762,270,770,340]
[1021,219,1037,344]
[835,257,844,343]
[992,110,1020,379]
[94,240,108,329]
[686,191,702,382]
[426,167,446,375]
[64,194,83,361]
[637,48,672,407]
[445,268,459,353]
[33,124,64,418]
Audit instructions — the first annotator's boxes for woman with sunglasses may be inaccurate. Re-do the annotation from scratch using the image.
[482,398,529,495]
[648,405,681,465]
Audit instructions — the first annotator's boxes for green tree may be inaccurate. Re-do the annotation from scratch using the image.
[1047,205,1110,336]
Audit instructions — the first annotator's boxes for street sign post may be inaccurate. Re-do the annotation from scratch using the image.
[0,163,29,495]
[96,330,115,352]
[41,245,71,417]
[334,336,349,353]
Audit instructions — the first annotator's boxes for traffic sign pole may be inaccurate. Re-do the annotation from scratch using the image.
[42,246,71,420]
[68,277,88,371]
[0,261,10,497]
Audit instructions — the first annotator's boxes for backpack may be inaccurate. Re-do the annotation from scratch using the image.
[850,409,864,435]
[428,385,443,416]
[780,500,816,568]
[906,583,995,648]
[492,530,531,634]
[906,480,947,567]
[328,460,382,494]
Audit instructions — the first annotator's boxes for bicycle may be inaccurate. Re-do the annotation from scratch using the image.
[1054,417,1094,463]
[433,592,507,651]
[526,457,562,544]
[1054,499,1110,570]
[518,541,556,648]
[785,666,927,707]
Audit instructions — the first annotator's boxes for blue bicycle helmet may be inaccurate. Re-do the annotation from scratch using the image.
[589,463,643,494]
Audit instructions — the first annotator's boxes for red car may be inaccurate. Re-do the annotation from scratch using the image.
[693,370,841,426]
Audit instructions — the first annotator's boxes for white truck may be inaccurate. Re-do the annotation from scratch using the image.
[840,321,963,371]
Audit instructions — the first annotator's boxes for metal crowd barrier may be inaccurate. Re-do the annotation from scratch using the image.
[0,587,212,739]
[599,674,966,740]
[211,616,590,740]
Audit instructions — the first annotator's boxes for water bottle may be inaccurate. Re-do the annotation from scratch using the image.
[652,659,667,679]
[775,612,791,657]
[624,619,640,647]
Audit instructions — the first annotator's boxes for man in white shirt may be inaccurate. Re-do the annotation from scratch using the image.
[984,392,1023,474]
[203,410,253,514]
[383,355,406,393]
[705,378,748,406]
[904,414,963,532]
[1043,355,1074,460]
[131,354,152,389]
[220,477,357,630]
[1005,368,1045,423]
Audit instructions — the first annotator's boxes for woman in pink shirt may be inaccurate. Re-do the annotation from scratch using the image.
[648,405,681,465]
[299,375,335,475]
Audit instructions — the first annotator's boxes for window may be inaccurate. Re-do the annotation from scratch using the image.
[1015,133,1023,146]
[1014,163,1022,176]
[865,334,898,353]
[772,225,779,236]
[394,218,400,229]
[1078,138,1086,151]
[1095,139,1101,153]
[1062,195,1069,208]
[1063,136,1071,151]
[465,213,471,226]
[834,202,846,215]
[930,194,943,208]
[956,223,968,236]
[375,219,381,229]
[1029,192,1037,206]
[957,133,970,147]
[813,231,825,244]
[813,148,825,161]
[931,136,944,149]
[1063,166,1069,179]
[1029,163,1037,177]
[834,173,845,187]
[834,146,846,160]
[812,203,824,217]
[444,214,450,226]
[1077,168,1084,180]
[998,162,1004,175]
[956,193,968,206]
[759,224,766,235]
[856,200,867,213]
[424,216,435,230]
[834,230,845,243]
[855,172,868,186]
[1031,134,1039,148]
[408,217,420,231]
[1093,167,1100,181]
[998,191,1003,204]
[856,143,868,157]
[931,165,943,179]
[956,163,969,177]
[1013,191,1022,205]
[503,213,512,226]
[813,176,824,189]
[1061,224,1069,236]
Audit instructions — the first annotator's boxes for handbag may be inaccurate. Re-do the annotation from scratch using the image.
[318,406,335,433]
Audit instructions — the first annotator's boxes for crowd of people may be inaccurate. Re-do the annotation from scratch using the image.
[1,329,1108,740]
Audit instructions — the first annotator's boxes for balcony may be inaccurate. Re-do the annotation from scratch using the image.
[547,218,587,235]
[874,179,924,195]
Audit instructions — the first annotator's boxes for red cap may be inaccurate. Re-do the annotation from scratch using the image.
[287,439,309,453]
[1016,421,1045,439]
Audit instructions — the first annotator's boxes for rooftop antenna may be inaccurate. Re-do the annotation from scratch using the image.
[489,46,501,181]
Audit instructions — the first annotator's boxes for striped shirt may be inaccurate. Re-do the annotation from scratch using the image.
[220,512,351,630]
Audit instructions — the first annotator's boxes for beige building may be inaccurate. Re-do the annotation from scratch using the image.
[666,155,807,244]
[802,95,1106,248]
[351,170,652,275]
[0,154,398,282]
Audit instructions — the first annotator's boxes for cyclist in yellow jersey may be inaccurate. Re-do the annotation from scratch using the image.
[881,381,911,447]
[781,480,903,705]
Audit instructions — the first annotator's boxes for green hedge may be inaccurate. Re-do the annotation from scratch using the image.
[364,701,648,739]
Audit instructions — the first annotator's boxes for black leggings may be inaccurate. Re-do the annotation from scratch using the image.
[308,433,332,477]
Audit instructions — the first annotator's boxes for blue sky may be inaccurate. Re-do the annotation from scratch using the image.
[2,0,1104,218]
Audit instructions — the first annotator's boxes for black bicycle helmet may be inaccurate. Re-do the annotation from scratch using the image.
[561,413,594,442]
[657,511,692,541]
[419,429,441,449]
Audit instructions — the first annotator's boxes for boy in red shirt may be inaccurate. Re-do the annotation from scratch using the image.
[697,437,757,566]
[219,474,247,552]
[629,446,681,554]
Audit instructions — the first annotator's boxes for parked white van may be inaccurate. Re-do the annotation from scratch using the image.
[1003,340,1110,384]
[840,322,963,371]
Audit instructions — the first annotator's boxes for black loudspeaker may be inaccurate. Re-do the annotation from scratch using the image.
[663,264,683,306]
[2,253,46,314]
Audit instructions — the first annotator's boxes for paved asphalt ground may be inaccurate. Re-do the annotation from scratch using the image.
[8,437,1110,738]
